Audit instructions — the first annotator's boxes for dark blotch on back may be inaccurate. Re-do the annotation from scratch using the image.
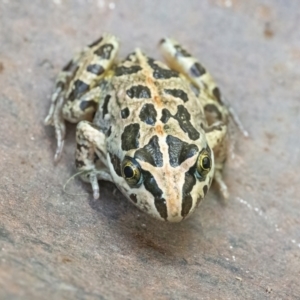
[79,100,98,111]
[135,135,163,167]
[121,107,130,119]
[164,88,189,102]
[115,65,142,76]
[94,43,114,60]
[86,64,104,76]
[166,135,198,167]
[102,95,111,117]
[68,79,89,102]
[109,153,122,177]
[121,123,140,151]
[161,109,172,124]
[139,103,157,125]
[153,68,179,80]
[148,58,179,80]
[142,170,167,220]
[174,105,200,140]
[126,85,151,99]
[190,62,206,77]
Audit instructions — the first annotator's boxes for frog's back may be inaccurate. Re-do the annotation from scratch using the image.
[99,49,207,152]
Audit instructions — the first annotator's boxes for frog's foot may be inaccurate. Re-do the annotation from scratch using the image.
[45,91,66,162]
[44,83,63,126]
[79,169,113,199]
[226,101,249,138]
[52,95,66,162]
[214,169,229,199]
[75,120,112,199]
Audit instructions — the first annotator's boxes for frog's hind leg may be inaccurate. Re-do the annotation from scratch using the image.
[159,38,224,103]
[75,120,112,199]
[159,38,230,198]
[45,34,119,162]
[45,50,87,161]
[159,38,229,125]
[159,38,248,137]
[45,50,86,126]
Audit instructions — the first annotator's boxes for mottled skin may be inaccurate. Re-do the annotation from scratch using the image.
[45,34,230,222]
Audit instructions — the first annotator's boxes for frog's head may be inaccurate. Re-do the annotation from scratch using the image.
[112,133,214,222]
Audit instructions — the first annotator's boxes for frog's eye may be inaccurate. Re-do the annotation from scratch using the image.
[121,157,142,187]
[196,150,212,178]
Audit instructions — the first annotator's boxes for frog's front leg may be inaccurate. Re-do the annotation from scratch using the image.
[159,38,225,103]
[159,37,248,137]
[205,124,229,199]
[45,34,119,162]
[76,120,112,199]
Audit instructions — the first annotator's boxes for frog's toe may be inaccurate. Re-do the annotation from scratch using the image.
[90,173,100,200]
[79,171,101,199]
[227,104,249,138]
[53,121,66,162]
[44,114,53,126]
[214,169,229,199]
[51,96,66,162]
[54,140,64,163]
[220,185,229,199]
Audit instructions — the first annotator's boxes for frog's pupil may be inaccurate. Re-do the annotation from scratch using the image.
[202,157,210,169]
[124,166,134,178]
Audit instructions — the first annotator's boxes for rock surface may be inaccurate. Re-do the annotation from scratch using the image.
[0,0,300,299]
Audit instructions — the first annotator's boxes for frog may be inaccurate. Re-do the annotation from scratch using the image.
[45,33,230,222]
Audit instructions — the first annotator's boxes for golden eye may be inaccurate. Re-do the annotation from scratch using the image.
[196,150,212,178]
[121,157,142,187]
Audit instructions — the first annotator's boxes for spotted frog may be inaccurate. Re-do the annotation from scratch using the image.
[45,34,230,222]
